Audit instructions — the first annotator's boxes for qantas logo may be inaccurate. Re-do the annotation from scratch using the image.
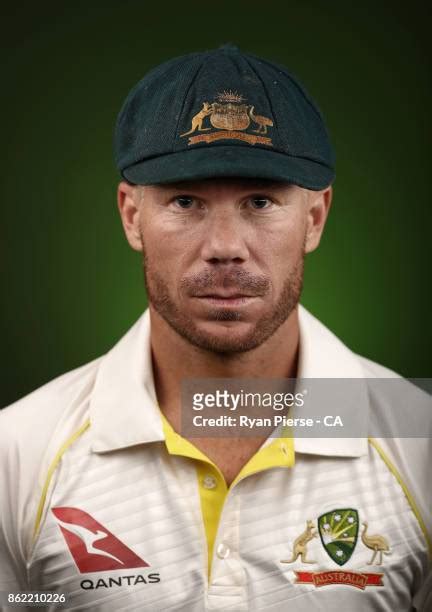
[52,507,150,573]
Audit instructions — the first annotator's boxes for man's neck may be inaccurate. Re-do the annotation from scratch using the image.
[149,306,300,485]
[150,305,300,432]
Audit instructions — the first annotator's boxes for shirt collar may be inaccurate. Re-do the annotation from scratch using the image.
[89,305,369,457]
[295,306,369,457]
[90,310,165,452]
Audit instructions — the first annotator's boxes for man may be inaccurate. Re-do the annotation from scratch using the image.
[0,45,430,611]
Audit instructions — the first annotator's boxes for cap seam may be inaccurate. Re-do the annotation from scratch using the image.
[241,54,279,137]
[172,55,209,148]
[245,52,325,122]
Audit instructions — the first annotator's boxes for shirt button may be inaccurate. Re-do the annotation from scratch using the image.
[216,543,230,559]
[202,475,217,489]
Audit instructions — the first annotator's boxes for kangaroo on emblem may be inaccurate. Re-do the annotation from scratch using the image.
[281,520,317,564]
[180,102,213,136]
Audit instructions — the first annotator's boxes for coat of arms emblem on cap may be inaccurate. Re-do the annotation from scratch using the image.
[180,90,274,147]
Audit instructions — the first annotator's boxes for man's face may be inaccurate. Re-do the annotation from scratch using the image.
[119,178,331,354]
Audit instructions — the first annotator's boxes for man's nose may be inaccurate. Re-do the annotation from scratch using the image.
[200,211,249,264]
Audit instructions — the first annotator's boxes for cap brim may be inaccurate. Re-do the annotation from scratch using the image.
[121,145,334,191]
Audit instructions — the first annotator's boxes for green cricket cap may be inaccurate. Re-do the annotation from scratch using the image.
[114,45,335,190]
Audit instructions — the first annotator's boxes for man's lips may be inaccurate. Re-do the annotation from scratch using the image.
[192,292,260,306]
[194,293,255,298]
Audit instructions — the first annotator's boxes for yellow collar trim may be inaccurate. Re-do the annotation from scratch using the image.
[160,411,294,483]
[160,411,294,581]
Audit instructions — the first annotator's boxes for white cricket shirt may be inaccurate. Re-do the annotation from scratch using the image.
[0,305,431,611]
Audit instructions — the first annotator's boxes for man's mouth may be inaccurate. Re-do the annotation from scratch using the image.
[195,292,254,298]
[193,292,259,306]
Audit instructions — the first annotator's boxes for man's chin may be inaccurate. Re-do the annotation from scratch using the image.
[182,319,269,354]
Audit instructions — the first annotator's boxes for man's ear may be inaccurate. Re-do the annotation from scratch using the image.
[304,186,333,253]
[117,181,143,252]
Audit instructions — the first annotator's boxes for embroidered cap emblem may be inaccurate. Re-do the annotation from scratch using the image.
[180,90,274,147]
[318,508,359,566]
[52,507,150,573]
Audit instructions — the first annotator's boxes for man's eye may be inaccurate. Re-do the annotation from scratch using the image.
[249,197,272,210]
[174,196,195,209]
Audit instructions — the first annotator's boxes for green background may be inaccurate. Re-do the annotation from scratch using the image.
[1,0,430,408]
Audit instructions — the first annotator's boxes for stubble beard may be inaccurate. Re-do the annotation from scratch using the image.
[141,242,305,355]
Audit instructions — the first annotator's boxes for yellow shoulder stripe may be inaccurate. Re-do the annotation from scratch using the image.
[368,437,431,559]
[32,419,91,540]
